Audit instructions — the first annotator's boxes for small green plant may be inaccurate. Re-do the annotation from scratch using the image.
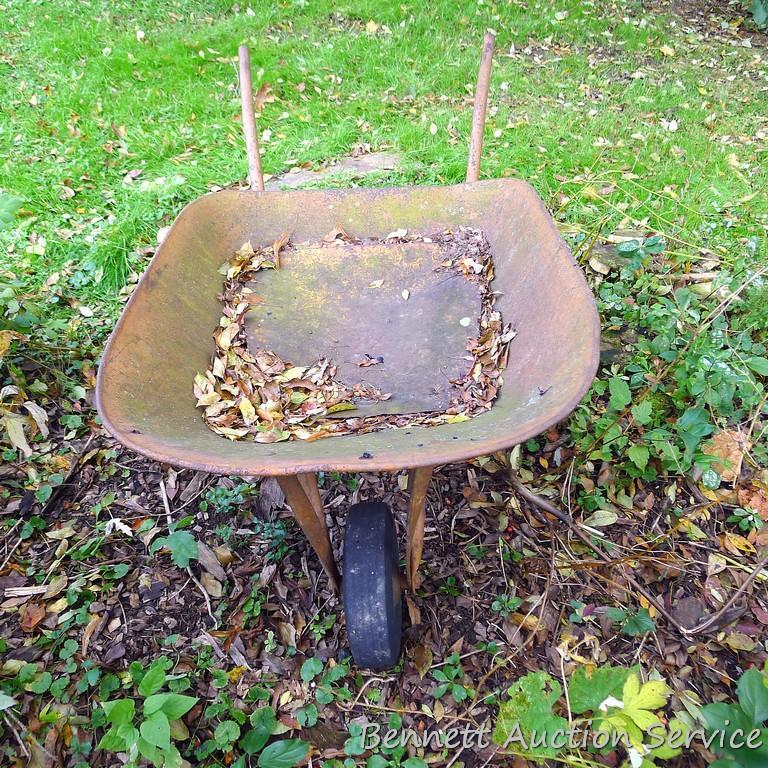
[437,576,461,597]
[309,612,337,642]
[0,193,22,229]
[150,524,199,569]
[431,653,473,704]
[750,0,768,27]
[200,481,257,515]
[701,665,768,767]
[252,518,290,563]
[568,599,591,624]
[491,593,522,619]
[615,234,665,270]
[726,506,764,533]
[606,606,657,637]
[493,666,681,764]
[242,580,267,625]
[97,659,197,767]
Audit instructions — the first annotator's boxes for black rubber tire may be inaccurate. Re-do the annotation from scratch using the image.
[342,501,402,670]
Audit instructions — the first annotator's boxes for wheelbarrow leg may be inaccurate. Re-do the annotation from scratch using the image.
[297,472,326,529]
[406,466,433,590]
[277,474,340,592]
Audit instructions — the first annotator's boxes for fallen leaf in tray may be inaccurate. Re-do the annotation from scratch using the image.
[272,231,290,269]
[323,225,352,243]
[357,355,383,367]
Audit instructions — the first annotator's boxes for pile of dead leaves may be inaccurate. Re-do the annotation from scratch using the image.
[194,228,513,443]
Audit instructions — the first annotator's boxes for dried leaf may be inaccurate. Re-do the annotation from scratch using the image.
[272,231,290,269]
[703,429,745,483]
[413,644,432,679]
[200,572,223,598]
[20,602,46,632]
[253,83,275,111]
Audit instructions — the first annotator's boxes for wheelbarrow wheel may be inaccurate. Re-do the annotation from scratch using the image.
[343,501,402,669]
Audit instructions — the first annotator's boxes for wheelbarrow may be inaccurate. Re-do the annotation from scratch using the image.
[96,34,600,669]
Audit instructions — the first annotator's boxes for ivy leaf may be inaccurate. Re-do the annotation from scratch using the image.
[736,668,768,724]
[627,444,650,471]
[140,711,171,750]
[257,739,310,768]
[296,703,318,727]
[617,239,641,255]
[300,657,323,682]
[143,693,198,720]
[241,707,277,754]
[631,399,653,425]
[102,698,135,725]
[29,671,53,693]
[643,234,666,254]
[150,531,199,568]
[215,720,241,746]
[138,663,167,696]
[608,377,631,410]
[492,672,568,759]
[569,665,634,715]
[746,357,768,377]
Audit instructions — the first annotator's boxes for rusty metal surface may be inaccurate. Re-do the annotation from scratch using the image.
[95,179,601,476]
[244,240,481,417]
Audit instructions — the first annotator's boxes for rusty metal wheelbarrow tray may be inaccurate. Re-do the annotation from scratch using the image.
[96,179,598,476]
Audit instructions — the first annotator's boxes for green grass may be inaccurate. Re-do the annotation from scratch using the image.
[2,0,765,294]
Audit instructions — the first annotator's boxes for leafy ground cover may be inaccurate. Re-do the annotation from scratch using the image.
[1,0,767,766]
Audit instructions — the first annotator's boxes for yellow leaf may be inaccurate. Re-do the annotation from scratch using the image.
[276,366,306,382]
[47,596,69,614]
[659,45,675,57]
[724,532,755,554]
[621,672,671,731]
[0,330,22,359]
[2,412,31,457]
[326,402,357,414]
[239,398,256,423]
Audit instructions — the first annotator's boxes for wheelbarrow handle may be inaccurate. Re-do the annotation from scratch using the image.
[238,45,266,192]
[466,31,495,184]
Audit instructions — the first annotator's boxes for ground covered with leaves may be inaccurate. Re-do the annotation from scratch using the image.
[1,0,768,766]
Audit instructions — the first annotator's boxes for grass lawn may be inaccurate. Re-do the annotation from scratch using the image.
[1,0,768,766]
